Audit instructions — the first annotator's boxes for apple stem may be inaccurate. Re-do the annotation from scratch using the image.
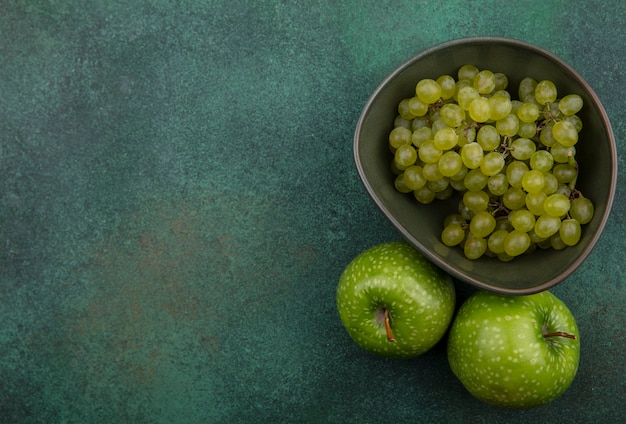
[543,331,576,340]
[383,309,396,343]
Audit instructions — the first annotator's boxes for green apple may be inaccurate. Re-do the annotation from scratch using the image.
[336,241,456,358]
[447,290,580,408]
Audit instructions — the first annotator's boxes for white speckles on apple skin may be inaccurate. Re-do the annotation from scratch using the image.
[447,290,580,409]
[336,242,455,359]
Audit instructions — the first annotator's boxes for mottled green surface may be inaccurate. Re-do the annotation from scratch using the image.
[1,1,624,423]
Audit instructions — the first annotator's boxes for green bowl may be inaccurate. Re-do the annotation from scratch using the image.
[354,37,617,295]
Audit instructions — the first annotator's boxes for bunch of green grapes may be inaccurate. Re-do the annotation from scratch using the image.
[388,64,595,261]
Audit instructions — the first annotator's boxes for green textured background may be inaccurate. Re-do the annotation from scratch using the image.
[1,1,625,422]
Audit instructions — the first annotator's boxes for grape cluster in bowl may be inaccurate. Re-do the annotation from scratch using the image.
[388,65,594,262]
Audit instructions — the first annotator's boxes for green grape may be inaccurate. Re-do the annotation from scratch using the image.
[411,116,429,131]
[463,169,489,191]
[457,126,476,146]
[510,137,536,160]
[411,127,433,147]
[495,216,513,232]
[390,160,404,176]
[521,169,546,193]
[480,152,505,176]
[441,223,466,246]
[506,160,529,188]
[444,213,467,227]
[518,77,537,102]
[458,64,479,81]
[408,96,429,117]
[534,214,561,238]
[461,142,484,169]
[431,118,447,134]
[440,103,466,128]
[402,165,427,190]
[537,237,553,250]
[529,150,554,173]
[510,209,536,232]
[389,126,412,149]
[510,99,522,113]
[488,229,509,254]
[469,211,496,238]
[428,178,450,193]
[552,120,578,147]
[488,173,509,196]
[438,151,464,177]
[543,193,570,217]
[555,183,572,197]
[449,178,466,192]
[435,185,454,200]
[394,173,412,193]
[553,163,578,183]
[559,218,582,246]
[468,97,491,122]
[433,126,459,150]
[524,240,537,255]
[542,172,559,194]
[450,164,468,181]
[494,72,508,90]
[566,114,583,132]
[476,125,501,151]
[463,190,490,212]
[458,86,480,110]
[453,79,472,102]
[535,80,558,105]
[517,121,538,138]
[494,90,512,100]
[422,162,444,181]
[495,113,519,137]
[525,191,547,216]
[488,95,513,121]
[550,233,568,250]
[413,186,436,204]
[522,92,539,105]
[550,143,576,163]
[504,229,531,256]
[394,144,417,167]
[495,252,513,262]
[546,101,560,119]
[415,79,442,104]
[539,121,557,147]
[569,197,594,224]
[558,94,583,116]
[502,186,526,210]
[394,115,412,129]
[474,69,496,94]
[437,74,457,100]
[398,98,415,120]
[464,235,487,260]
[458,200,476,221]
[516,102,540,123]
[417,140,442,164]
[528,229,546,244]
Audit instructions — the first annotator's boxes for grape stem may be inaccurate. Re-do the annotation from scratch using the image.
[491,202,510,218]
[383,309,396,343]
[499,136,513,159]
[569,188,583,200]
